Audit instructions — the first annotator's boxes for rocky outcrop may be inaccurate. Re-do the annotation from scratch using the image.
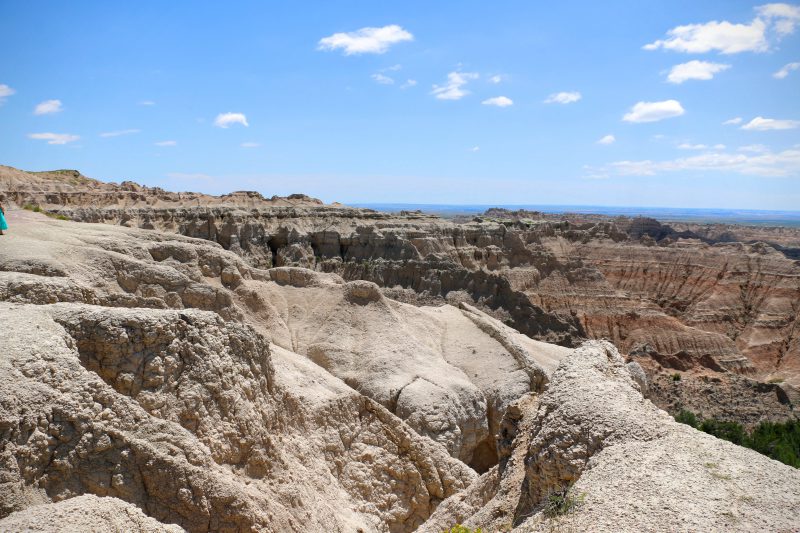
[4,164,798,426]
[419,341,800,532]
[0,300,478,532]
[0,495,184,532]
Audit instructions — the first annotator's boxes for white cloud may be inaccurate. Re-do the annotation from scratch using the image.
[318,25,413,55]
[739,144,770,152]
[214,112,248,128]
[482,96,513,107]
[601,146,800,177]
[623,100,685,123]
[241,142,260,148]
[489,75,504,84]
[544,91,581,104]
[155,140,177,146]
[774,61,800,78]
[371,73,394,85]
[28,132,79,145]
[400,79,417,89]
[381,64,402,72]
[0,84,15,104]
[431,71,478,100]
[597,134,616,145]
[470,146,480,152]
[667,60,730,83]
[741,116,800,130]
[644,3,800,54]
[677,143,726,150]
[723,117,743,125]
[34,99,63,115]
[100,129,140,138]
[139,100,156,106]
[757,3,800,35]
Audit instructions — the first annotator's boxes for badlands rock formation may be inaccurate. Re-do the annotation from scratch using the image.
[420,341,800,532]
[1,167,799,531]
[0,207,575,531]
[7,164,794,425]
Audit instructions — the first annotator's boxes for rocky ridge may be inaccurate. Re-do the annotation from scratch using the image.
[18,174,796,424]
[1,166,799,531]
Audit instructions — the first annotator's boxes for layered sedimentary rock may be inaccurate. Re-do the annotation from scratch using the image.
[419,341,800,532]
[3,164,798,423]
[1,166,799,531]
[0,208,582,531]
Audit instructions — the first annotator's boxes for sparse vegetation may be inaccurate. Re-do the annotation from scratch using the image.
[21,203,69,220]
[443,526,483,533]
[543,485,585,518]
[675,409,800,468]
[671,373,682,382]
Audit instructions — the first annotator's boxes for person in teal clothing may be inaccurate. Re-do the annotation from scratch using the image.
[0,197,8,235]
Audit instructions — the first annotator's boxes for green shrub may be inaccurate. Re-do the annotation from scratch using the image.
[747,420,800,468]
[700,419,747,446]
[671,373,681,382]
[674,410,800,468]
[443,526,483,533]
[543,486,584,518]
[675,409,699,428]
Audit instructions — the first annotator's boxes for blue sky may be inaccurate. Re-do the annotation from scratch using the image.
[1,1,799,209]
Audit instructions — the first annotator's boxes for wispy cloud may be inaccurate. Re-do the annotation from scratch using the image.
[482,96,513,107]
[431,71,479,100]
[489,75,504,84]
[644,3,800,54]
[741,116,800,130]
[623,100,685,123]
[774,61,800,78]
[723,117,743,125]
[0,84,16,105]
[667,60,730,83]
[28,132,80,145]
[371,73,394,85]
[739,144,770,153]
[591,146,800,178]
[597,134,616,145]
[214,112,248,128]
[677,143,726,150]
[318,25,413,55]
[155,140,177,147]
[469,146,480,152]
[400,79,417,89]
[100,129,140,138]
[138,100,156,106]
[34,99,62,115]
[241,142,260,148]
[544,91,581,104]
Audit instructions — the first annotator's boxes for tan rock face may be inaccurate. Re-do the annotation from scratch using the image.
[43,187,799,400]
[1,167,798,531]
[419,342,800,532]
[0,208,580,531]
[0,495,185,532]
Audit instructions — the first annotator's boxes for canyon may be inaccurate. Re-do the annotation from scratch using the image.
[0,165,798,532]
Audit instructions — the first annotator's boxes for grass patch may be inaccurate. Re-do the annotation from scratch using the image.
[22,204,69,221]
[675,410,800,468]
[543,485,585,518]
[443,526,483,533]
